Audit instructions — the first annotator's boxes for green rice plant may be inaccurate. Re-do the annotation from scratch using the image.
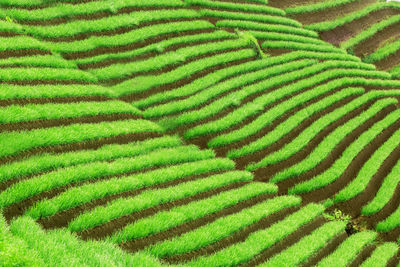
[364,37,400,63]
[68,171,254,232]
[249,30,326,45]
[0,0,184,21]
[0,67,97,82]
[73,30,235,66]
[247,96,397,172]
[145,195,301,257]
[290,106,400,194]
[0,119,162,159]
[112,49,256,96]
[227,87,364,158]
[341,14,400,51]
[90,39,249,81]
[216,20,318,38]
[26,158,235,219]
[209,84,363,149]
[0,213,43,267]
[0,101,141,124]
[376,205,400,232]
[145,59,315,118]
[285,0,361,14]
[199,9,301,28]
[361,242,398,267]
[332,125,400,204]
[0,145,213,209]
[0,135,182,183]
[391,64,400,78]
[0,36,49,52]
[47,20,214,54]
[271,99,400,183]
[261,40,346,54]
[136,50,371,110]
[184,68,390,140]
[110,182,277,243]
[24,9,200,38]
[317,231,377,267]
[184,0,284,16]
[0,84,115,100]
[0,54,77,69]
[259,221,347,267]
[188,203,325,266]
[306,2,400,31]
[362,159,400,215]
[161,63,368,133]
[9,216,164,267]
[0,0,43,7]
[136,53,315,110]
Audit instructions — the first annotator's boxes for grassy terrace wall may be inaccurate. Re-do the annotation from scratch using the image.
[1,0,400,266]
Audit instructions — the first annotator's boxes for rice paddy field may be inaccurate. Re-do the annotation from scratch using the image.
[1,0,400,266]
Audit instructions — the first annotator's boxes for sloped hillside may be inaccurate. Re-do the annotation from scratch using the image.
[1,0,400,266]
[269,0,400,77]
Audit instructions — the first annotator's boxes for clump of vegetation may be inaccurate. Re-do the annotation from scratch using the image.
[324,209,368,236]
[235,29,269,59]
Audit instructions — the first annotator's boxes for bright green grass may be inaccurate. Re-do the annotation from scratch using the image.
[0,67,97,82]
[0,36,48,51]
[262,40,346,54]
[145,59,315,118]
[332,125,400,203]
[135,54,315,110]
[250,31,327,45]
[90,39,248,81]
[0,84,116,99]
[216,20,318,38]
[377,205,400,232]
[73,30,235,66]
[0,213,43,266]
[68,171,254,232]
[112,49,255,96]
[227,87,364,158]
[0,119,162,159]
[271,99,400,183]
[26,158,234,220]
[0,100,141,124]
[0,54,77,69]
[110,182,277,243]
[361,242,398,267]
[146,195,301,257]
[47,20,214,54]
[306,2,400,31]
[135,49,372,110]
[188,203,325,266]
[199,9,301,27]
[0,135,182,183]
[247,95,397,172]
[184,0,284,16]
[362,158,400,215]
[364,37,400,64]
[160,63,373,133]
[259,220,346,267]
[8,215,164,267]
[285,0,360,14]
[0,0,184,21]
[0,145,213,209]
[290,107,400,194]
[341,14,400,51]
[184,68,390,140]
[24,9,200,38]
[317,231,377,267]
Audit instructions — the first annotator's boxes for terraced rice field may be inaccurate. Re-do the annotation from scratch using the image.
[1,0,400,266]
